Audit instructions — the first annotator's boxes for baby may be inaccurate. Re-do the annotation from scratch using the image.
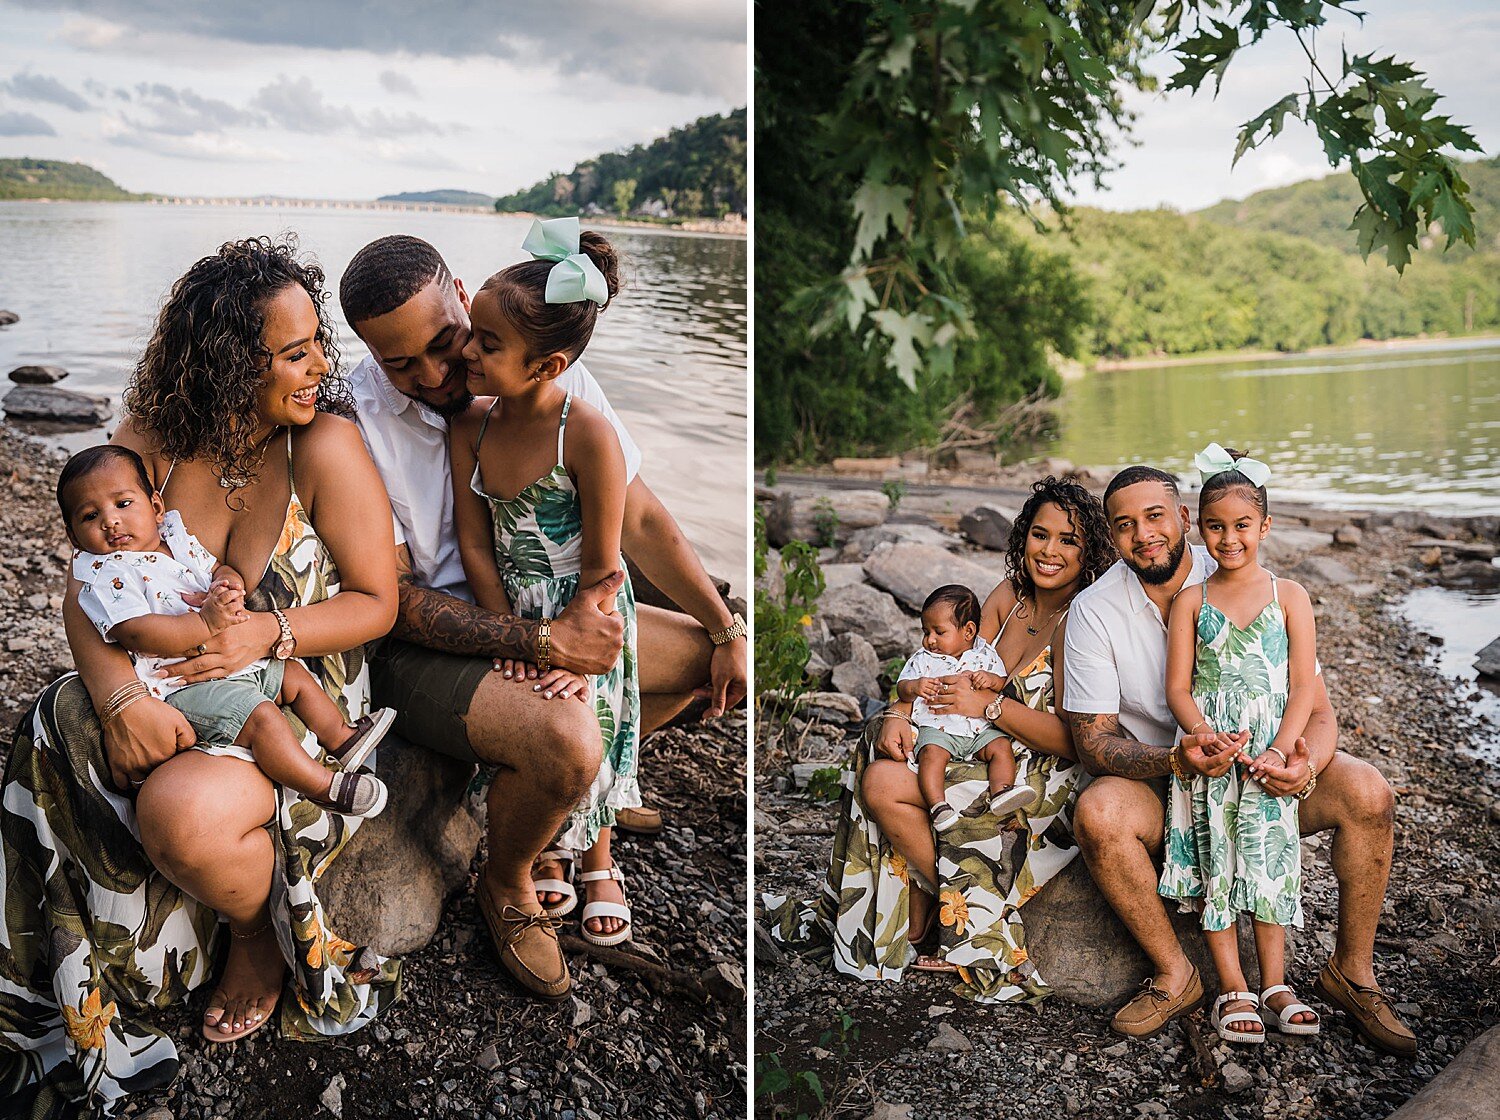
[895,584,1039,831]
[59,444,392,817]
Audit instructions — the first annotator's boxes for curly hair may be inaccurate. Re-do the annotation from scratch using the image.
[1006,476,1116,604]
[123,236,352,492]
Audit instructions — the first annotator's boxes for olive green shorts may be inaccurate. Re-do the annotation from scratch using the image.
[166,659,285,748]
[913,724,1007,763]
[367,638,492,763]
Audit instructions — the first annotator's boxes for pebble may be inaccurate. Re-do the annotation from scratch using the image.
[927,1023,973,1052]
[318,1074,344,1118]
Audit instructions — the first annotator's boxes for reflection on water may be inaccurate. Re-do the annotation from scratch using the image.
[1394,584,1500,762]
[0,202,746,586]
[1053,339,1500,515]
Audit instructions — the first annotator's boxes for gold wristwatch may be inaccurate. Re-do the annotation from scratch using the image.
[709,612,747,645]
[270,607,296,660]
[984,694,1006,724]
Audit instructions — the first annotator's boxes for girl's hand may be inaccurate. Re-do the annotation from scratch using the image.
[1210,728,1247,757]
[1246,736,1310,792]
[533,668,590,702]
[494,659,540,681]
[875,713,916,761]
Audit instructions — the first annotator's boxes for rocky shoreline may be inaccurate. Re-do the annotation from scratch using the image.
[754,469,1500,1120]
[0,423,748,1120]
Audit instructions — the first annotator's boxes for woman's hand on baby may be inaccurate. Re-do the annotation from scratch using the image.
[926,674,993,719]
[164,612,280,684]
[916,677,942,702]
[533,668,590,702]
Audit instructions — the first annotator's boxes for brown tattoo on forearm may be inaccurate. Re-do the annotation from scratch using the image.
[393,579,538,660]
[1066,712,1172,779]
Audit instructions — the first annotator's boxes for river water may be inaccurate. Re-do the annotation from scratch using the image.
[0,202,747,588]
[1053,339,1500,515]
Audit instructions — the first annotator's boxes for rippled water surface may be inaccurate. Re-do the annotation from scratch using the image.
[0,202,747,585]
[1054,340,1500,514]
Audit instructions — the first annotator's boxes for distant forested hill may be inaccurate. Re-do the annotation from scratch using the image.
[378,189,495,207]
[1197,156,1500,256]
[0,158,141,201]
[494,108,747,220]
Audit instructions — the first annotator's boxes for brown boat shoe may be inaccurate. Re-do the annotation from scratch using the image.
[615,805,664,835]
[477,887,571,1002]
[1313,957,1417,1057]
[1110,964,1205,1038]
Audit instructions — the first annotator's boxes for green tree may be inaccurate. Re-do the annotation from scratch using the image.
[612,178,638,216]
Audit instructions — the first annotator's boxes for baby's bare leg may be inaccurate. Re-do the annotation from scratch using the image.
[235,701,334,801]
[917,746,952,809]
[979,737,1018,793]
[278,660,354,752]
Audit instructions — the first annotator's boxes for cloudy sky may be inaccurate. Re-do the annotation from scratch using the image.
[1067,0,1497,211]
[0,0,746,199]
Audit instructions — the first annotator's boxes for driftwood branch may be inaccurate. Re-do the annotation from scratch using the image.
[1178,1016,1218,1085]
[559,934,711,1003]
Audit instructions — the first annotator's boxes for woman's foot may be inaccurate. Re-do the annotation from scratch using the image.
[203,922,285,1042]
[907,889,935,945]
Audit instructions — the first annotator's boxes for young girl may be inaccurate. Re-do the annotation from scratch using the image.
[1159,443,1322,1043]
[450,217,639,948]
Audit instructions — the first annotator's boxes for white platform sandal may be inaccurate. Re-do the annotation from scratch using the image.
[533,848,577,919]
[1211,991,1265,1044]
[578,865,633,947]
[1260,984,1322,1036]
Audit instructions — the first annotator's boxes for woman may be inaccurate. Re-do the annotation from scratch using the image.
[766,477,1114,1001]
[0,238,400,1116]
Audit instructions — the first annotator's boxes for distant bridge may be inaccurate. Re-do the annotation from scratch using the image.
[146,196,493,213]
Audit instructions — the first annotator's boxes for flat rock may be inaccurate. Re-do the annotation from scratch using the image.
[1475,636,1500,680]
[1024,860,1282,1008]
[1383,1025,1500,1119]
[8,364,67,385]
[820,562,867,590]
[863,541,1005,612]
[1260,526,1331,568]
[320,735,483,955]
[927,1022,973,1052]
[1293,555,1358,587]
[3,384,112,424]
[830,661,883,701]
[815,582,913,658]
[840,522,958,561]
[958,504,1017,551]
[799,691,864,725]
[768,490,888,547]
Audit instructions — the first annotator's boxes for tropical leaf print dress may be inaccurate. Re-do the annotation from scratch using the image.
[0,433,401,1118]
[765,630,1086,1004]
[1158,576,1303,931]
[470,394,640,851]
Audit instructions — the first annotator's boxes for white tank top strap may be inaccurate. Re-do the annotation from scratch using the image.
[994,598,1025,644]
[556,393,572,464]
[159,458,177,494]
[474,396,502,451]
[1270,572,1279,602]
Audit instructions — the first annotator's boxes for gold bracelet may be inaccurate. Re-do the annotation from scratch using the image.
[1169,743,1188,783]
[103,690,149,727]
[709,612,747,646]
[536,616,552,674]
[1296,760,1319,801]
[100,681,150,724]
[1189,719,1210,735]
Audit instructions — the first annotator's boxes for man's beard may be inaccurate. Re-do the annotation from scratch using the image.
[1128,534,1187,585]
[412,387,474,420]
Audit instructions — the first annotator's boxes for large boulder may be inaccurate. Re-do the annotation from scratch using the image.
[815,582,913,658]
[840,522,958,561]
[1476,636,1500,680]
[1260,526,1332,569]
[1383,1025,1500,1120]
[768,490,888,547]
[958,505,1017,552]
[820,562,867,590]
[863,542,1006,612]
[1293,555,1358,587]
[8,364,67,384]
[320,735,483,955]
[2,385,112,424]
[1025,859,1280,1008]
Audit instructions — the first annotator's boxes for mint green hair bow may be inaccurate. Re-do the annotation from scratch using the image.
[521,217,608,306]
[1195,442,1272,487]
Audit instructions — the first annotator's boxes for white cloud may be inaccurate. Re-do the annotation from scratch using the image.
[0,108,56,135]
[3,71,90,111]
[378,68,417,96]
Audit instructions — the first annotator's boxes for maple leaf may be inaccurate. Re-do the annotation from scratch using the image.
[850,178,912,263]
[870,308,932,392]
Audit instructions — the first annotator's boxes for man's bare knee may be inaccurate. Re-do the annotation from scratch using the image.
[523,699,602,805]
[1074,778,1161,859]
[1315,753,1394,835]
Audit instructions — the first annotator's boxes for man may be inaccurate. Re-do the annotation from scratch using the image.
[1057,465,1414,1055]
[337,235,747,999]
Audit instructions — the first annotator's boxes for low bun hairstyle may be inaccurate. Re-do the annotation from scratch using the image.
[481,230,622,365]
[1199,447,1269,517]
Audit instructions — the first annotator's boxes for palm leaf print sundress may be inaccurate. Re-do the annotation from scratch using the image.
[1158,575,1303,932]
[470,393,641,850]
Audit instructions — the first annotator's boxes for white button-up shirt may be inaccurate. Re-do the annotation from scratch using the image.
[898,636,1010,736]
[1061,545,1213,747]
[349,353,642,601]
